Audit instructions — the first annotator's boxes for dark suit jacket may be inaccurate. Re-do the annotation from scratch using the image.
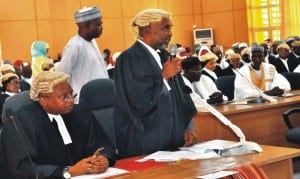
[221,64,243,77]
[269,57,298,73]
[0,93,9,125]
[114,41,196,158]
[20,80,31,91]
[288,52,300,71]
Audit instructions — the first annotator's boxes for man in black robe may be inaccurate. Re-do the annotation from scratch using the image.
[114,9,197,158]
[1,71,115,178]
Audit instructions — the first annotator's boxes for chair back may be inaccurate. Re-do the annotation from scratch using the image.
[215,75,235,101]
[282,107,300,145]
[79,79,116,148]
[0,128,14,178]
[2,91,33,123]
[281,72,300,90]
[0,91,32,179]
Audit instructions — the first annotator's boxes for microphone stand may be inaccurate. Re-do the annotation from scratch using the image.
[202,101,263,152]
[8,114,39,179]
[203,101,246,142]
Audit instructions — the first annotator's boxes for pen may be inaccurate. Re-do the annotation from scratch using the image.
[93,147,104,157]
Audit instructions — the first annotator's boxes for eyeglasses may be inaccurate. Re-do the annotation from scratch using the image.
[58,93,77,102]
[189,69,202,73]
[40,93,77,102]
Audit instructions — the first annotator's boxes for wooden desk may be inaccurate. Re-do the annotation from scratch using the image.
[113,145,300,178]
[194,94,300,147]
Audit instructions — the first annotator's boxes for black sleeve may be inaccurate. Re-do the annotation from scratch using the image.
[49,166,65,178]
[101,146,116,166]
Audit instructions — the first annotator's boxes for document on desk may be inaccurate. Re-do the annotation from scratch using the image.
[71,167,128,179]
[197,170,239,179]
[180,139,243,153]
[137,150,219,162]
[137,140,260,162]
[180,139,261,156]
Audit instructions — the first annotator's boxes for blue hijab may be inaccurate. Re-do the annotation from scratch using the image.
[31,41,49,57]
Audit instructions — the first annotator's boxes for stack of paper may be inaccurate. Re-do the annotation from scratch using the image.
[181,139,261,156]
[137,150,218,162]
[138,140,261,162]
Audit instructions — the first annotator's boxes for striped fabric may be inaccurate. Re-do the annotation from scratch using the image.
[223,164,268,179]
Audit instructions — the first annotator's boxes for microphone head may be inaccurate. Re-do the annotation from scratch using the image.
[169,44,177,57]
[246,96,266,104]
[5,108,14,120]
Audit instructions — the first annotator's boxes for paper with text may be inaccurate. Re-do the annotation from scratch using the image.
[71,167,128,179]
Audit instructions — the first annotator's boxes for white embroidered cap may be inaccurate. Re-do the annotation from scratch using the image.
[74,6,102,23]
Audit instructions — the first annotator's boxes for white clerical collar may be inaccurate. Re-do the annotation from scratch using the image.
[137,39,171,91]
[5,91,17,96]
[279,57,290,72]
[203,68,217,79]
[47,113,72,145]
[138,39,162,68]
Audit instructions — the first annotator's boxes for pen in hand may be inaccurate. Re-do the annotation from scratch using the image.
[93,147,104,157]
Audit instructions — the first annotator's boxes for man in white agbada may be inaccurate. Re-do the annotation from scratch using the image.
[57,6,108,98]
[234,44,291,100]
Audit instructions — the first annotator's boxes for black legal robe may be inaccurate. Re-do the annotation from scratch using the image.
[0,93,9,125]
[2,103,115,178]
[114,41,196,158]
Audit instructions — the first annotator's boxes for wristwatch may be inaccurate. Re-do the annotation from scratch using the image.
[63,166,71,179]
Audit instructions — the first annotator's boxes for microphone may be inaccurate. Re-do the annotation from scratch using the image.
[166,44,179,82]
[169,44,177,59]
[234,68,277,103]
[6,109,39,179]
[202,101,246,142]
[202,101,262,153]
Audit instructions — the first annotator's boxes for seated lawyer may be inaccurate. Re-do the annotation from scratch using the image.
[193,53,228,102]
[181,56,223,105]
[221,53,243,76]
[2,71,115,178]
[234,44,291,100]
[0,72,20,125]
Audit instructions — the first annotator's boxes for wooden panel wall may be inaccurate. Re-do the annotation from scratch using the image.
[0,0,248,63]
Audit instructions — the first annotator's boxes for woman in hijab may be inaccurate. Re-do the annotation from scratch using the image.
[31,41,52,77]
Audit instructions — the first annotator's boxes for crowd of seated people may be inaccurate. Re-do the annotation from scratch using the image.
[175,36,300,103]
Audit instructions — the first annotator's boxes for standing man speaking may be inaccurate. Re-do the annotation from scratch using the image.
[114,9,197,158]
[57,6,108,99]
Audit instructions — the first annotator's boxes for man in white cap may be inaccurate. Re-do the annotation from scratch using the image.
[234,44,290,99]
[114,8,197,158]
[57,6,108,99]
